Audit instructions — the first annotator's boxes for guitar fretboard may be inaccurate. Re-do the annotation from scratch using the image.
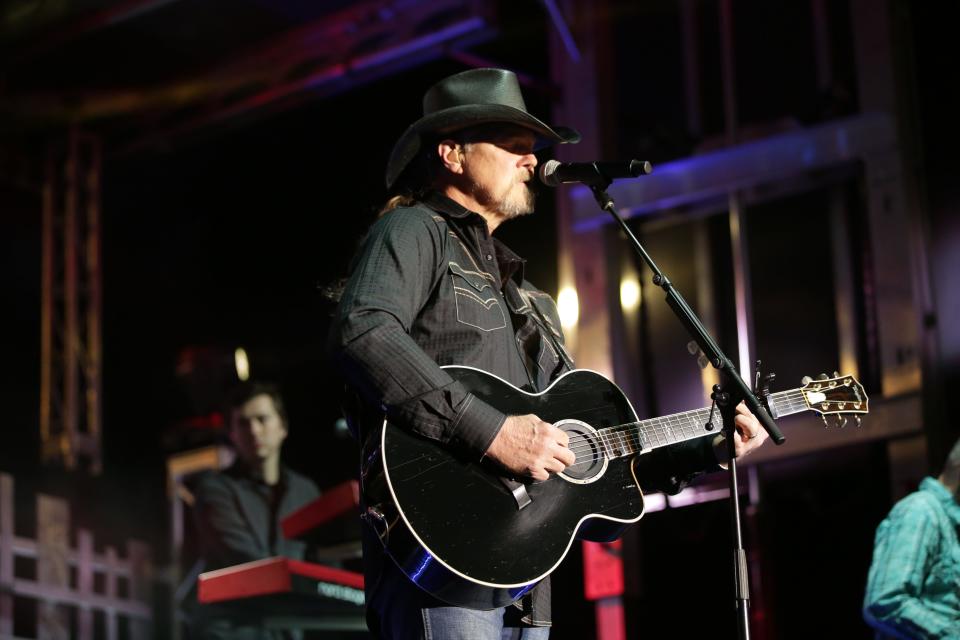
[596,388,812,459]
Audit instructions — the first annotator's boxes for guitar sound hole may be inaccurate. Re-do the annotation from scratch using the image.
[557,420,607,485]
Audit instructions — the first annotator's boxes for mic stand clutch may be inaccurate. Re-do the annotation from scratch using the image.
[585,172,785,640]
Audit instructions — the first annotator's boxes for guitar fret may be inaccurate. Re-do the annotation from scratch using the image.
[654,420,666,446]
[769,390,807,418]
[636,429,651,451]
[665,415,681,443]
[596,427,640,459]
[661,418,673,445]
[599,431,615,457]
[673,417,685,441]
[619,380,864,454]
[671,412,691,441]
[621,430,637,455]
[611,430,629,456]
[610,431,626,456]
[635,407,726,453]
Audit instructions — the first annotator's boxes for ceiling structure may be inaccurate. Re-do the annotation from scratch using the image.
[1,0,567,156]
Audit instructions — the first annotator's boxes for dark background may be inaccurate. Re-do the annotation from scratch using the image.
[2,0,958,638]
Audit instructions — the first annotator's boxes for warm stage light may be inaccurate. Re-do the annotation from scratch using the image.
[234,347,250,381]
[620,277,640,311]
[557,287,579,329]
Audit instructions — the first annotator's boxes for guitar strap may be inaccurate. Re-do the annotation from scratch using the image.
[441,211,575,374]
[522,288,575,372]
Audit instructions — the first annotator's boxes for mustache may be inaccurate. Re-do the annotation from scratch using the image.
[520,173,539,194]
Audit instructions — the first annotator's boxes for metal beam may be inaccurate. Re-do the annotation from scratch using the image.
[570,113,896,230]
[40,129,103,474]
[119,12,496,154]
[6,0,183,66]
[5,0,498,151]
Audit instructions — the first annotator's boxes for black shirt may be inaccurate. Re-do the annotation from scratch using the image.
[332,192,572,459]
[330,192,718,626]
[188,464,321,639]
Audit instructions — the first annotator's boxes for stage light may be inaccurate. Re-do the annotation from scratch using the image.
[620,277,640,311]
[557,287,579,329]
[234,347,250,381]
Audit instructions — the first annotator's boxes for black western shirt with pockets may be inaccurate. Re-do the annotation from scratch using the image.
[330,192,717,625]
[333,192,571,461]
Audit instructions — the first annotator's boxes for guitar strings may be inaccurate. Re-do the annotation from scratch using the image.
[563,388,851,466]
[547,385,845,459]
[550,386,855,466]
[560,389,817,466]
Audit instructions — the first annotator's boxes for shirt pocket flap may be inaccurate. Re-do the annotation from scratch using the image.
[448,262,496,293]
[448,262,507,332]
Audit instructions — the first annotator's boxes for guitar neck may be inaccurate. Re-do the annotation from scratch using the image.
[600,388,809,458]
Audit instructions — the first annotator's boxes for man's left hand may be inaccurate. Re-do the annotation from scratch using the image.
[713,401,768,467]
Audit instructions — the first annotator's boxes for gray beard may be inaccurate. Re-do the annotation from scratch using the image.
[475,180,536,220]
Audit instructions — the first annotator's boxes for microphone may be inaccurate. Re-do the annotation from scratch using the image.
[538,159,653,187]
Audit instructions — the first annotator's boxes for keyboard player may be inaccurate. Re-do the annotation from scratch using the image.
[186,381,321,640]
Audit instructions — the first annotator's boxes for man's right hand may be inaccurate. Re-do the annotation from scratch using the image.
[484,414,576,481]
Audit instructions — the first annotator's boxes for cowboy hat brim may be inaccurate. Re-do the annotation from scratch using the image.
[385,103,580,189]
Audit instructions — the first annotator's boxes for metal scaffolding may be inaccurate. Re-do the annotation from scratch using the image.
[40,128,103,474]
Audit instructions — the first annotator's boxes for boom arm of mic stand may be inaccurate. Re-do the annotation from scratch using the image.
[588,183,785,445]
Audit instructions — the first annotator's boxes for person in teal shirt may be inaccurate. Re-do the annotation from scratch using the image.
[864,439,960,638]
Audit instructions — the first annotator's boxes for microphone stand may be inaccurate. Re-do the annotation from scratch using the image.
[584,173,785,640]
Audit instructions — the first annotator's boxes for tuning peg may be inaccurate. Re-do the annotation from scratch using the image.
[821,415,830,428]
[854,415,862,427]
[837,416,848,428]
[833,371,840,378]
[802,375,813,385]
[817,373,830,380]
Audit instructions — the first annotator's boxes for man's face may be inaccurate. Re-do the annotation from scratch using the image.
[459,127,538,220]
[229,394,287,465]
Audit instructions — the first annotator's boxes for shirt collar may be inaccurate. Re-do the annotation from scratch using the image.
[920,476,960,526]
[421,191,486,226]
[422,191,527,286]
[493,237,526,285]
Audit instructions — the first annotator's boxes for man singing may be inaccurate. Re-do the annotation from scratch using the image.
[329,67,767,639]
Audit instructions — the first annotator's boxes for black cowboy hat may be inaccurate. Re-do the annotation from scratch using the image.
[385,67,580,189]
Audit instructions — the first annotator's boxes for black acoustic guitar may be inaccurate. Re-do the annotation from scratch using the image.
[361,366,868,609]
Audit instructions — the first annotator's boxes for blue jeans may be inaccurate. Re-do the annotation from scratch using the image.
[364,532,549,640]
[421,606,550,640]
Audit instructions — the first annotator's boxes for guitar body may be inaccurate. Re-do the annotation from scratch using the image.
[361,365,871,609]
[362,366,647,610]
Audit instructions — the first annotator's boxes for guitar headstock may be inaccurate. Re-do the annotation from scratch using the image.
[800,373,868,427]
